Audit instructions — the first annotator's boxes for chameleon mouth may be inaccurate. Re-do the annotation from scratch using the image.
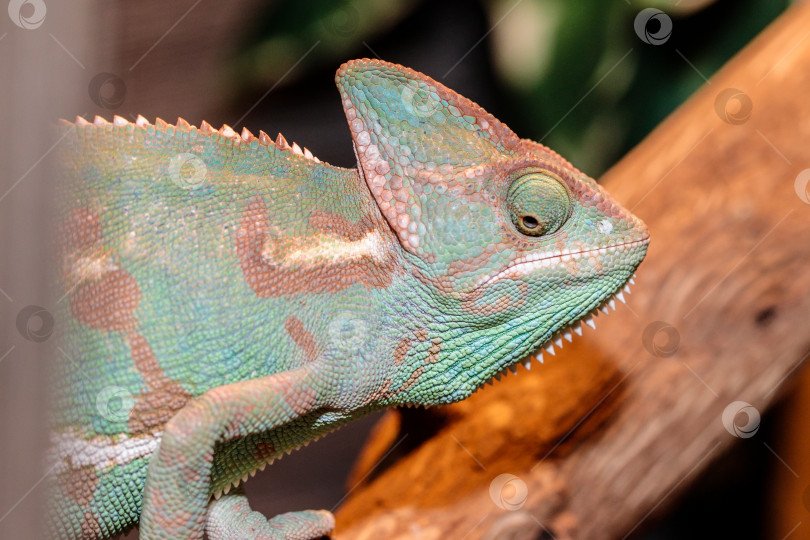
[479,237,649,288]
[472,272,638,389]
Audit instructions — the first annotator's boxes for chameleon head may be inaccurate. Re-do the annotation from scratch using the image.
[337,60,649,401]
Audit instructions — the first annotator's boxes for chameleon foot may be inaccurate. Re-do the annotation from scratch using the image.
[206,490,334,540]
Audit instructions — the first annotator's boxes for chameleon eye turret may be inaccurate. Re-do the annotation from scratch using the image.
[506,172,571,237]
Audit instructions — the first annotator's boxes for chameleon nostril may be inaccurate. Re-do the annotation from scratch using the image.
[596,219,613,234]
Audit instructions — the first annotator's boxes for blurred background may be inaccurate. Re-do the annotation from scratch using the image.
[0,0,805,538]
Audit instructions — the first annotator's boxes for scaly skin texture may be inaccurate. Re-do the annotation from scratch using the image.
[47,59,649,539]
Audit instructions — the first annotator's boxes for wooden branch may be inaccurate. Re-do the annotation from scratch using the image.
[333,3,810,539]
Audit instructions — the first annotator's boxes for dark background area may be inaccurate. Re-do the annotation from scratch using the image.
[0,1,803,538]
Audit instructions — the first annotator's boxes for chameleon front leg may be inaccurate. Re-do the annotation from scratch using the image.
[139,365,334,539]
[206,487,334,540]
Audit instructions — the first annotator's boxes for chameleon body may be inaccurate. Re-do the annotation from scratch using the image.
[47,59,649,539]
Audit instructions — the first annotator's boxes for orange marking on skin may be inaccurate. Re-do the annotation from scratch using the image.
[127,333,192,435]
[181,460,207,485]
[284,316,321,363]
[427,338,442,364]
[365,379,393,403]
[61,207,101,252]
[59,464,98,506]
[308,211,376,241]
[413,329,429,342]
[400,366,425,392]
[439,245,499,289]
[236,198,395,297]
[70,269,140,332]
[460,281,529,315]
[80,511,102,538]
[393,338,410,365]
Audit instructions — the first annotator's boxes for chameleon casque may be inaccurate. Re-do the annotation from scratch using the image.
[48,59,649,539]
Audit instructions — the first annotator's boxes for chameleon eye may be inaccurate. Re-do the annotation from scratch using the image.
[506,173,571,237]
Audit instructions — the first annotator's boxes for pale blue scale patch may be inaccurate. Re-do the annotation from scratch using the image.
[89,458,149,538]
[46,457,149,539]
[54,322,144,435]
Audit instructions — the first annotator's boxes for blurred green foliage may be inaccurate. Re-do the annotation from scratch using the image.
[235,0,791,176]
